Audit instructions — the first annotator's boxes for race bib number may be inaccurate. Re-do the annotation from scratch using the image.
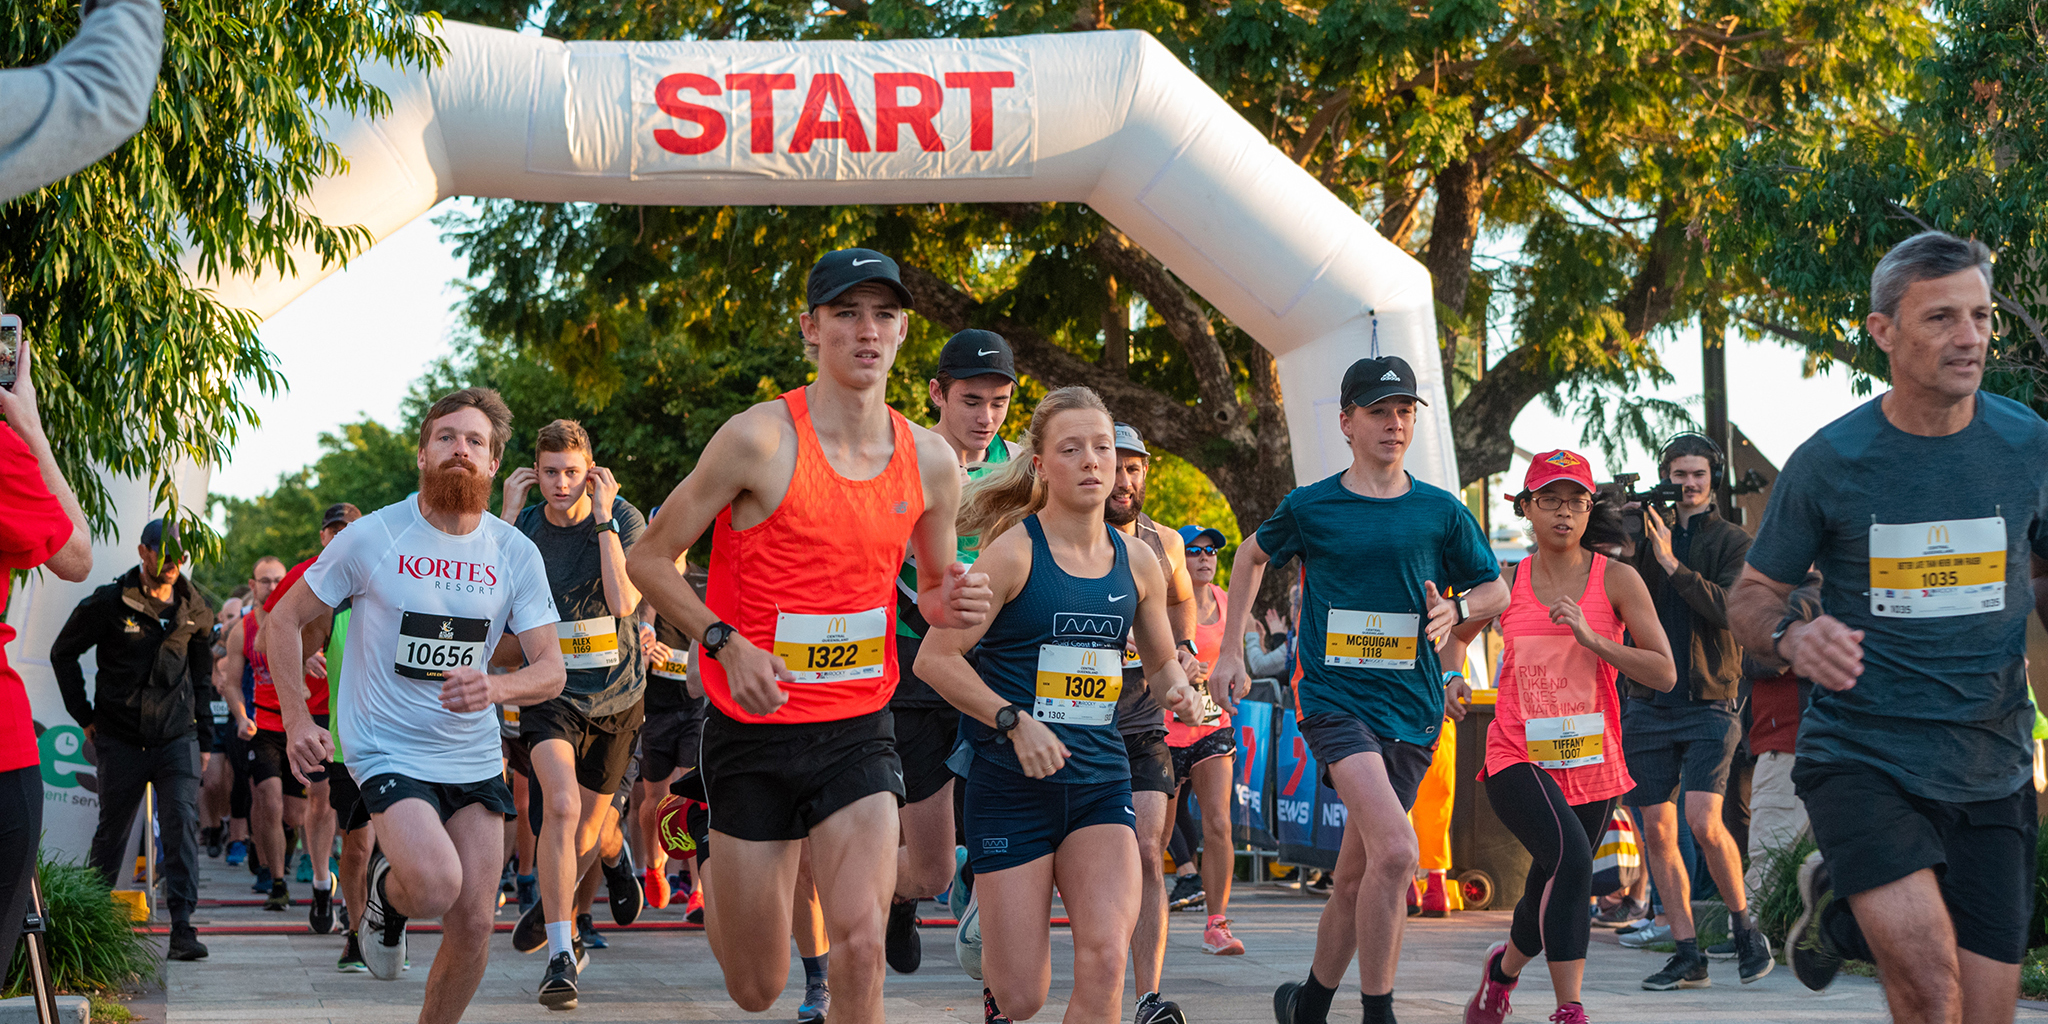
[650,657,688,681]
[394,612,490,681]
[209,700,229,724]
[500,703,521,726]
[1123,645,1142,670]
[1525,714,1606,769]
[1034,645,1123,726]
[557,615,621,670]
[1324,610,1420,669]
[773,608,887,683]
[1869,517,2006,619]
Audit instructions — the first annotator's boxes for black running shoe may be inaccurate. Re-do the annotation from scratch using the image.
[982,987,1010,1024]
[885,897,921,974]
[1787,850,1843,992]
[1134,991,1186,1024]
[167,924,209,961]
[1272,981,1303,1024]
[309,885,334,934]
[264,879,290,912]
[538,950,579,1010]
[513,894,547,954]
[1167,873,1205,911]
[1735,925,1774,984]
[337,931,367,973]
[1641,950,1710,990]
[578,911,607,950]
[203,826,224,859]
[603,852,644,926]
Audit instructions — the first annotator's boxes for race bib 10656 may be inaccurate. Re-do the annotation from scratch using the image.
[395,612,490,680]
[1324,609,1420,669]
[1869,517,2006,619]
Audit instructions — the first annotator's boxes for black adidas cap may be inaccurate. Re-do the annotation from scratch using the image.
[937,329,1018,384]
[1341,356,1427,409]
[806,248,914,310]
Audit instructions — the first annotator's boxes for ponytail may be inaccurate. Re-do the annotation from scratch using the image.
[956,385,1112,550]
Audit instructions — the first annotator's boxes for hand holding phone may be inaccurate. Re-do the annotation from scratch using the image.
[0,314,20,391]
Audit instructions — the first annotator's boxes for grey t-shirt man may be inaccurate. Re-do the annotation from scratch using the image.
[514,497,648,719]
[1746,392,2048,804]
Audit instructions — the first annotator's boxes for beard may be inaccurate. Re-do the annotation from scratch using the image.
[419,456,493,517]
[1104,481,1145,527]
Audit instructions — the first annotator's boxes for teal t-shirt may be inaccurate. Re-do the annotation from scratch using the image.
[1255,471,1498,745]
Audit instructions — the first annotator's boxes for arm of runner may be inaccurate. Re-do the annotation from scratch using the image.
[214,616,255,738]
[589,467,642,618]
[500,466,535,525]
[0,338,92,581]
[443,624,565,712]
[909,425,991,630]
[627,407,795,715]
[1730,565,1863,691]
[1128,541,1200,725]
[1587,560,1676,690]
[2033,554,2048,638]
[916,532,1072,778]
[685,640,704,700]
[1206,532,1272,716]
[263,579,336,784]
[300,613,330,680]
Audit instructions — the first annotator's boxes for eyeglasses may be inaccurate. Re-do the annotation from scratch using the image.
[1531,495,1593,513]
[1185,545,1220,556]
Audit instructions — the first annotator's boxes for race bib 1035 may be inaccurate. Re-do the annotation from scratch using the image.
[1869,517,2006,619]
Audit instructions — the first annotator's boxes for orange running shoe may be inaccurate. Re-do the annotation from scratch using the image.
[683,884,705,924]
[1201,915,1244,955]
[644,866,672,910]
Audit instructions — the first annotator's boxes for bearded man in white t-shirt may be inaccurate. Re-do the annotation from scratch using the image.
[266,388,566,1024]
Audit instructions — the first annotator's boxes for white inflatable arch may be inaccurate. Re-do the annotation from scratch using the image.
[194,19,1452,490]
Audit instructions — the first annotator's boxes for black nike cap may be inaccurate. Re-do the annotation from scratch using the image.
[1341,355,1428,409]
[806,248,914,310]
[937,329,1018,384]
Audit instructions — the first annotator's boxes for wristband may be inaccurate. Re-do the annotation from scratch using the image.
[1442,670,1464,685]
[595,518,619,535]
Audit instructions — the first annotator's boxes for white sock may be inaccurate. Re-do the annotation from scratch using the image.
[313,877,332,892]
[546,920,575,958]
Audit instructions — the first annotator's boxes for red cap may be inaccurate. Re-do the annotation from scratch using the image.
[1523,449,1596,494]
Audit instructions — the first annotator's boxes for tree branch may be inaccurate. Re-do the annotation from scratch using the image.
[1514,153,1651,241]
[1289,88,1353,166]
[1737,313,1860,364]
[1887,201,2048,351]
[1087,227,1243,428]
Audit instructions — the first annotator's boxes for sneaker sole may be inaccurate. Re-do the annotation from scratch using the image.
[1741,958,1775,984]
[1787,854,1841,992]
[1272,982,1299,1024]
[1641,977,1711,991]
[1705,949,1737,961]
[337,962,367,974]
[512,900,548,954]
[539,985,579,1011]
[1201,942,1245,955]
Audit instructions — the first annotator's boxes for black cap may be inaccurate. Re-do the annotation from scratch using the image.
[937,329,1018,384]
[139,517,176,551]
[321,503,362,531]
[1341,356,1428,409]
[1113,422,1148,456]
[806,248,914,310]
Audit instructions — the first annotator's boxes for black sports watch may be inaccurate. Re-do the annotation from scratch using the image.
[993,704,1027,741]
[594,518,619,535]
[1452,593,1472,624]
[1177,639,1200,658]
[1770,611,1806,662]
[701,621,738,657]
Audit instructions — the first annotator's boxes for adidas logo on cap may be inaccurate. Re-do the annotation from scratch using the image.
[1379,370,1400,381]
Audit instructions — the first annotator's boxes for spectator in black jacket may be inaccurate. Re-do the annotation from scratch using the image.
[50,516,215,960]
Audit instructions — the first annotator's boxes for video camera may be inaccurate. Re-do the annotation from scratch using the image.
[1612,473,1684,536]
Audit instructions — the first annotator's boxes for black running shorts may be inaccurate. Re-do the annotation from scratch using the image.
[1794,756,2037,964]
[963,760,1134,872]
[893,704,963,805]
[357,772,516,824]
[250,719,329,799]
[700,708,904,842]
[1123,731,1176,796]
[1297,711,1435,811]
[639,709,703,785]
[1170,727,1236,787]
[518,699,645,796]
[327,761,368,830]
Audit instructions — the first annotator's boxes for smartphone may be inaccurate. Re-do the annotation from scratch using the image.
[0,314,17,391]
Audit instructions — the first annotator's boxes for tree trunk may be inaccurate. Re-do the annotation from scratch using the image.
[1424,154,1489,387]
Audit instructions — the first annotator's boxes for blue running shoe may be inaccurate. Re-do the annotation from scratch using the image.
[225,840,248,867]
[251,866,273,894]
[797,978,830,1024]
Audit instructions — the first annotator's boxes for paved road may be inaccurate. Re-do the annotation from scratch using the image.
[155,852,2044,1024]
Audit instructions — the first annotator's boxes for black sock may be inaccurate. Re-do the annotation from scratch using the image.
[1488,950,1517,986]
[802,953,828,987]
[1297,972,1338,1024]
[1676,938,1700,961]
[1360,991,1395,1024]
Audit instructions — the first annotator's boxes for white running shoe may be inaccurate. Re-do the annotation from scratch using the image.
[954,890,983,981]
[360,849,408,981]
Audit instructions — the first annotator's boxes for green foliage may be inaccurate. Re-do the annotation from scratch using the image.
[1716,0,2047,409]
[2,854,158,997]
[1750,830,1818,951]
[1142,451,1241,585]
[0,0,442,552]
[198,419,418,594]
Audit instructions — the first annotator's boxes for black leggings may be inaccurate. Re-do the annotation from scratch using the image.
[0,765,43,970]
[1484,762,1611,963]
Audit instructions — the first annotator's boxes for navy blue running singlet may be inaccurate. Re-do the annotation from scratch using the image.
[965,515,1140,784]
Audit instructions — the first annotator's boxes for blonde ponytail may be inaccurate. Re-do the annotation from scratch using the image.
[957,385,1112,550]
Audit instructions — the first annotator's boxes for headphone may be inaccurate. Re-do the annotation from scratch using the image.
[1658,431,1725,479]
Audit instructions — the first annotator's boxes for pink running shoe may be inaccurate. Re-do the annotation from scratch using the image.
[1464,941,1517,1024]
[1547,1004,1588,1024]
[1202,915,1244,955]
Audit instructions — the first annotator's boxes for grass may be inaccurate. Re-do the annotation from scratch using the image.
[2,854,159,998]
[89,992,137,1023]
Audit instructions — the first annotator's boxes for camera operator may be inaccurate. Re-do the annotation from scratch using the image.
[0,337,93,973]
[1618,433,1770,989]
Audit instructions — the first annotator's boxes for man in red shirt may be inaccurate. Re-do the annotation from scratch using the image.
[0,337,93,962]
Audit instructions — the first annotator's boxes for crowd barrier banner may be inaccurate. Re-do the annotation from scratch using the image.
[1234,700,1274,850]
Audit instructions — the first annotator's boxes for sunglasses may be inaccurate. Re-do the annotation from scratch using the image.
[1185,545,1220,556]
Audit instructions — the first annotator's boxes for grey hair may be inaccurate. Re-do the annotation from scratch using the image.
[1871,230,1994,318]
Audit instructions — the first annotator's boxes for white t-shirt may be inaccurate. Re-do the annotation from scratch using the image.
[303,496,556,785]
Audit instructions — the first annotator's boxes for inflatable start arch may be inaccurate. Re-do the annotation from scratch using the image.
[192,20,1453,490]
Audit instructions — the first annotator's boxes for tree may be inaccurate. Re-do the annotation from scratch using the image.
[200,418,418,595]
[436,0,1928,555]
[1715,0,2048,410]
[0,0,440,552]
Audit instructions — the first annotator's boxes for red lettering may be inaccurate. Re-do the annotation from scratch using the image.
[435,559,453,580]
[724,73,797,154]
[790,73,871,154]
[1283,735,1307,796]
[943,71,1014,152]
[484,565,499,588]
[653,73,726,156]
[872,73,941,153]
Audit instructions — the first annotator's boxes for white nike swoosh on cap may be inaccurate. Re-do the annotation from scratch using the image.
[977,349,1000,356]
[851,259,881,266]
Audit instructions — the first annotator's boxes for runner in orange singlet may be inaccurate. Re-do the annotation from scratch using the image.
[627,249,992,1024]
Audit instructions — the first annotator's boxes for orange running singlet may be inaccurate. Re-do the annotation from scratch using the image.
[701,387,926,724]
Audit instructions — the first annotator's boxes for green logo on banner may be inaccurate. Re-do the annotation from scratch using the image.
[39,724,91,789]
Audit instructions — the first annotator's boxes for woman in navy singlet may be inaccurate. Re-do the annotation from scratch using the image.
[918,386,1200,1024]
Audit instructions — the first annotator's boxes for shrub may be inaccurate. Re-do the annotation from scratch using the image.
[2,855,159,997]
[1750,832,1819,950]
